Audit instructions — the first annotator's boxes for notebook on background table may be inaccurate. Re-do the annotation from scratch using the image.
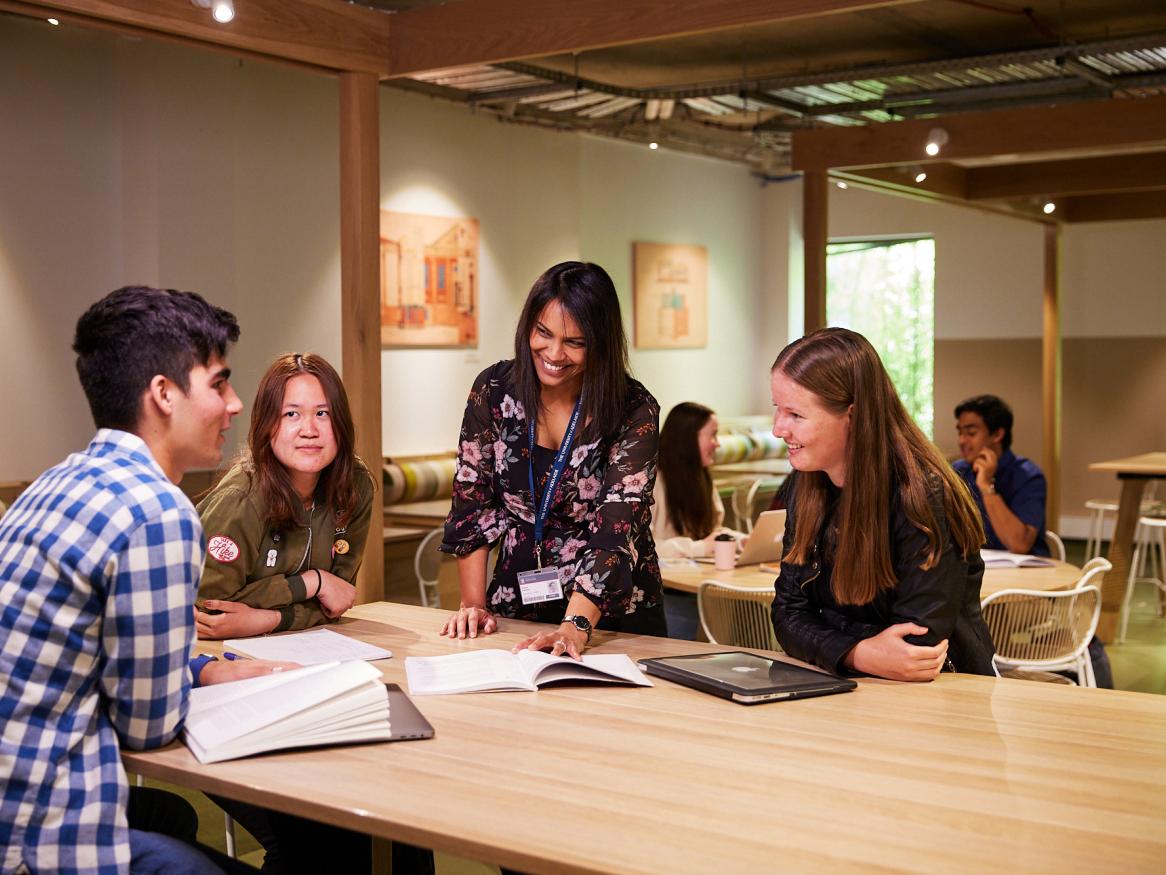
[638,650,856,704]
[696,510,786,566]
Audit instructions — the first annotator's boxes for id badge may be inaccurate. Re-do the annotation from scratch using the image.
[517,567,565,605]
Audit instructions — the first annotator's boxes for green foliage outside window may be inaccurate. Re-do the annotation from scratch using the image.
[826,237,935,437]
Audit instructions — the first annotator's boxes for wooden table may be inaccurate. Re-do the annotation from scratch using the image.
[383,498,451,528]
[124,603,1166,874]
[1088,452,1166,641]
[660,559,1083,599]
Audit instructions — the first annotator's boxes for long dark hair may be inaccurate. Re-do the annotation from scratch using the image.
[774,328,984,606]
[658,402,716,538]
[512,262,629,442]
[247,353,367,531]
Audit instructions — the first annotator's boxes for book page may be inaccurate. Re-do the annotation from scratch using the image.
[517,650,652,687]
[405,650,533,695]
[981,549,1054,568]
[225,627,392,664]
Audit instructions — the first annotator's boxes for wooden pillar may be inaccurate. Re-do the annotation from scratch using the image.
[803,170,829,334]
[1041,222,1061,533]
[339,71,383,605]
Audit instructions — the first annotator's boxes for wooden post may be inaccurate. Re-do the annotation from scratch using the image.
[339,72,383,605]
[1041,222,1061,534]
[803,170,828,334]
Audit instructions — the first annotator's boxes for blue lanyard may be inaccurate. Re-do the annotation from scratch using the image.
[528,396,583,569]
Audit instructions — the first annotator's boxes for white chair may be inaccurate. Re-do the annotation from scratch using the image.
[1044,530,1066,562]
[1084,483,1160,559]
[1119,515,1166,644]
[697,580,780,651]
[414,528,444,608]
[981,558,1108,686]
[732,478,780,535]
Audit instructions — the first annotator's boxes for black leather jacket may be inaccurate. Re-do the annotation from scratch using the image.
[771,473,996,676]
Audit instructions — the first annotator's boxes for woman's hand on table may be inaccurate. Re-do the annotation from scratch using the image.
[315,569,356,618]
[440,605,497,639]
[845,623,948,682]
[199,658,301,685]
[194,600,281,640]
[512,623,587,661]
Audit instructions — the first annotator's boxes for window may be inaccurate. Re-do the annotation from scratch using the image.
[827,237,935,436]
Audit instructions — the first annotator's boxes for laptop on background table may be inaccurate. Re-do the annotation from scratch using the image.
[696,509,786,567]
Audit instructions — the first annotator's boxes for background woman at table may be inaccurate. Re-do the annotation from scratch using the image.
[770,328,996,680]
[441,261,667,657]
[653,401,746,559]
[194,352,374,639]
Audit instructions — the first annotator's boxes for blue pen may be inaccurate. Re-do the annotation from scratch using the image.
[223,652,247,661]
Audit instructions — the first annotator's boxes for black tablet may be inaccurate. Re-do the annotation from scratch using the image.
[638,651,856,704]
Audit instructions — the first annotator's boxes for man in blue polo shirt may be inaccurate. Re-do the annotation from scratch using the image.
[953,394,1049,557]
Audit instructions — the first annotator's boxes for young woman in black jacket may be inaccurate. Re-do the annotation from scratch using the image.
[769,328,996,680]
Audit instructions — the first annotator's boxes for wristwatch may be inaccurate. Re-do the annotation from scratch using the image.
[562,614,593,642]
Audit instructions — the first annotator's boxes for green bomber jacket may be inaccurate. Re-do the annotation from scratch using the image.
[196,458,375,632]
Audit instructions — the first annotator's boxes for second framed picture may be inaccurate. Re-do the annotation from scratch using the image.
[632,241,708,349]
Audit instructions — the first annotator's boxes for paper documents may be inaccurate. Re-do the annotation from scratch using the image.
[224,627,392,664]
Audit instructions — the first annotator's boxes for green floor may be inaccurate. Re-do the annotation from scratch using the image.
[156,537,1165,870]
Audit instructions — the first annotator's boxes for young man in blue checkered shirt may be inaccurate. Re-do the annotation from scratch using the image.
[0,287,290,874]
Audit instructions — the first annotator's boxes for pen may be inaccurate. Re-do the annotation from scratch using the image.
[223,652,248,661]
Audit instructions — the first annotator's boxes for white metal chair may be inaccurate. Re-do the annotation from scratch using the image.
[732,478,780,534]
[1084,483,1160,559]
[414,528,444,608]
[1119,515,1166,644]
[697,580,781,651]
[981,558,1108,686]
[1045,530,1066,562]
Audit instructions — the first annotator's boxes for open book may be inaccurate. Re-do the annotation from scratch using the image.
[405,649,652,695]
[183,661,391,763]
[980,549,1055,568]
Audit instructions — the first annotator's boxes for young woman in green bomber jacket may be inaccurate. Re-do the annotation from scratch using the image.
[194,352,375,639]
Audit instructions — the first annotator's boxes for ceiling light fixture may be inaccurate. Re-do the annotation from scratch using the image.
[191,0,234,23]
[925,127,948,157]
[649,141,659,150]
[47,17,59,25]
[836,181,848,190]
[914,169,928,183]
[1043,201,1056,214]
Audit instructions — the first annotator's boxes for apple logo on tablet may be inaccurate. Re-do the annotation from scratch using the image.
[732,666,760,673]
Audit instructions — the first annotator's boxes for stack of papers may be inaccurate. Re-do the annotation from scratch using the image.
[980,549,1055,568]
[224,627,392,664]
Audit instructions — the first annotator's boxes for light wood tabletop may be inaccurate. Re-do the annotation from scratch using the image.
[124,603,1166,875]
[1088,451,1166,641]
[659,559,1081,598]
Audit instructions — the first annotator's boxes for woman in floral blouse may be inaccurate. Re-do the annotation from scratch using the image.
[440,261,666,656]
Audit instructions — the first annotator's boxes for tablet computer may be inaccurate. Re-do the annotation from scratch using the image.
[637,651,856,704]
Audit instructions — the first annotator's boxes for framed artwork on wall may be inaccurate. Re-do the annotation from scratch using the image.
[632,241,708,349]
[380,211,480,348]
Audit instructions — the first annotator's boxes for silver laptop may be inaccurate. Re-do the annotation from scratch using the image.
[696,509,786,567]
[385,683,435,740]
[638,650,856,704]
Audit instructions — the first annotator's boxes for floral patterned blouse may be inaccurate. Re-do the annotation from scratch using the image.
[440,360,664,624]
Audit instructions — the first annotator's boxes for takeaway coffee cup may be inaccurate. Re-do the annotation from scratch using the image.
[713,533,737,571]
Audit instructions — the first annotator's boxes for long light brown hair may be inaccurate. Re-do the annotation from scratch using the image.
[658,402,716,538]
[774,328,984,605]
[247,353,366,531]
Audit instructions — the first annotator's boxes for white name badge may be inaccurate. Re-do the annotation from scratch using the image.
[517,567,565,605]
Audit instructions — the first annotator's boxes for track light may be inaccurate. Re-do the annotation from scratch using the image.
[191,0,234,23]
[1043,201,1056,214]
[914,170,928,183]
[836,181,848,190]
[648,142,659,150]
[925,127,949,157]
[47,17,59,25]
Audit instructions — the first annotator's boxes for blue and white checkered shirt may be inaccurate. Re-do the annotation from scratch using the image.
[1,430,203,875]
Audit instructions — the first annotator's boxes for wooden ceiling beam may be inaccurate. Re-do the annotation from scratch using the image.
[967,152,1166,200]
[791,94,1166,172]
[1061,191,1166,223]
[10,0,393,74]
[385,0,925,78]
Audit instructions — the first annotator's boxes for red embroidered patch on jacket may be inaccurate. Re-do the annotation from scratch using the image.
[207,535,240,563]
